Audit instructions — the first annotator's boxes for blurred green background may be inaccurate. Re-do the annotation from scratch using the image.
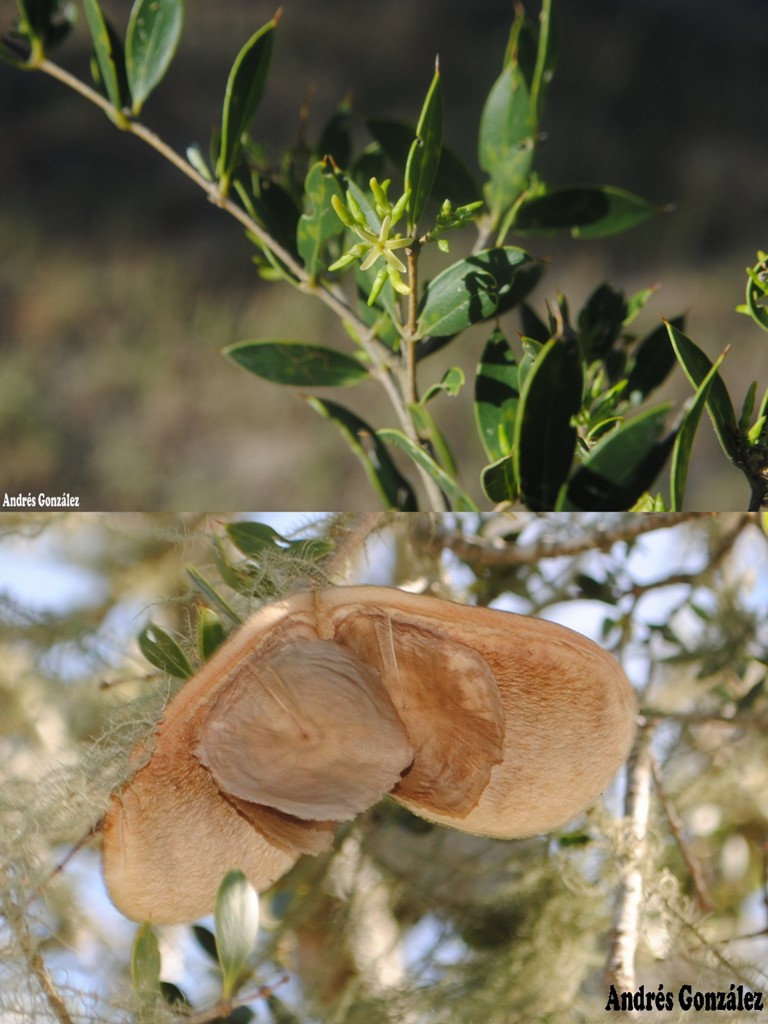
[1,0,767,509]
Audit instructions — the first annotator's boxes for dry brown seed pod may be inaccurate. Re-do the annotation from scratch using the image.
[102,586,637,924]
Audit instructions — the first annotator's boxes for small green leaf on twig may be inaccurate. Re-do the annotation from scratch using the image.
[82,0,127,115]
[307,397,417,510]
[197,607,226,661]
[512,185,661,238]
[666,319,740,464]
[224,339,369,387]
[671,347,729,510]
[138,623,194,679]
[377,428,478,510]
[514,334,582,510]
[218,11,280,195]
[126,0,183,115]
[405,58,443,230]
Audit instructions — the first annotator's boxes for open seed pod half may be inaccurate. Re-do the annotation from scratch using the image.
[102,586,637,923]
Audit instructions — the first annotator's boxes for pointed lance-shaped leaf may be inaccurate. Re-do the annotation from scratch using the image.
[670,348,729,511]
[405,61,443,230]
[82,0,126,113]
[218,12,280,196]
[529,0,557,122]
[223,339,369,388]
[478,9,535,222]
[665,319,741,464]
[377,428,478,511]
[138,623,194,679]
[367,118,480,207]
[307,398,417,510]
[125,0,183,115]
[513,334,582,510]
[512,185,660,239]
[407,402,458,480]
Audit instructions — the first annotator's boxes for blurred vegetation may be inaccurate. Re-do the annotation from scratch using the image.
[1,511,768,1022]
[1,1,767,508]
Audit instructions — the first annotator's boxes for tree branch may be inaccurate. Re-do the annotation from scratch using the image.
[604,723,655,1008]
[0,866,75,1024]
[437,512,718,567]
[651,758,712,912]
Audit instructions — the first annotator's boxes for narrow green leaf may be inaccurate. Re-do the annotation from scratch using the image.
[297,160,346,283]
[218,14,278,195]
[665,319,741,464]
[224,340,368,387]
[624,285,658,327]
[307,398,417,510]
[82,0,125,111]
[481,453,518,503]
[366,118,480,207]
[197,607,226,662]
[513,185,659,238]
[215,870,260,1002]
[626,316,683,402]
[186,565,242,625]
[671,348,728,511]
[474,328,520,461]
[131,922,161,1001]
[405,63,443,230]
[513,335,582,510]
[407,402,458,479]
[138,623,194,679]
[125,0,183,115]
[564,404,675,511]
[739,380,758,432]
[478,38,535,221]
[418,246,530,338]
[529,0,557,121]
[378,428,478,511]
